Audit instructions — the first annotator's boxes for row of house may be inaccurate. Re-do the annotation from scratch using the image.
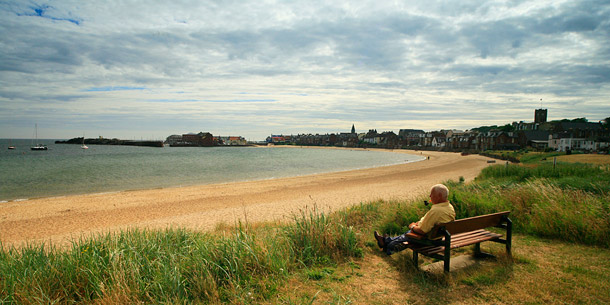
[266,129,399,148]
[166,132,247,147]
[267,121,609,153]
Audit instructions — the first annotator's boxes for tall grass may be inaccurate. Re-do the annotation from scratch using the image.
[447,179,610,247]
[477,162,610,194]
[374,162,610,248]
[0,229,280,303]
[0,208,364,304]
[284,206,364,266]
[451,162,610,247]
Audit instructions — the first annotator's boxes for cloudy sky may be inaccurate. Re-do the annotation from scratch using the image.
[1,0,609,140]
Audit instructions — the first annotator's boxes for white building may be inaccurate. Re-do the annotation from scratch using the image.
[549,134,609,152]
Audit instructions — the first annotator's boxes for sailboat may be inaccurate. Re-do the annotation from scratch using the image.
[31,124,48,150]
[81,135,88,149]
[8,139,15,150]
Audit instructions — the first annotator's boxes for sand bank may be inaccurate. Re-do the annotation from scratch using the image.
[0,149,494,248]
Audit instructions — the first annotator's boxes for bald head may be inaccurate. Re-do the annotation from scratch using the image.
[429,184,449,204]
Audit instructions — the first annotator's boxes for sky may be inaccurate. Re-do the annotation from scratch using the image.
[1,0,609,141]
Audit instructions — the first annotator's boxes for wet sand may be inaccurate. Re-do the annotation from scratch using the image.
[0,148,494,248]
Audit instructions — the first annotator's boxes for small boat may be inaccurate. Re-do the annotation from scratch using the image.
[8,139,15,149]
[31,124,48,151]
[81,136,88,149]
[31,144,48,150]
[8,146,16,150]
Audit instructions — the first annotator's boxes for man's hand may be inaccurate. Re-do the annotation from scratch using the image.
[409,222,425,235]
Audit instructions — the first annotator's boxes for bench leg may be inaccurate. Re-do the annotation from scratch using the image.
[474,243,495,259]
[443,230,451,272]
[506,218,512,256]
[412,251,419,268]
[444,246,450,273]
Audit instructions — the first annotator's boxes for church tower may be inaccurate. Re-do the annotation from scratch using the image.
[535,109,547,124]
[351,124,356,134]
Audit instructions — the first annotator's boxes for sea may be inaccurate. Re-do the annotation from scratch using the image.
[0,139,425,202]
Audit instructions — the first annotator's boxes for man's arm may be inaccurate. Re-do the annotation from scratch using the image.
[409,222,426,235]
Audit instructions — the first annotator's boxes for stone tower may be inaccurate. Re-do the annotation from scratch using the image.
[535,109,547,124]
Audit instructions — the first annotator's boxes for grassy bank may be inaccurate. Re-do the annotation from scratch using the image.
[382,162,610,247]
[0,209,364,304]
[2,157,609,304]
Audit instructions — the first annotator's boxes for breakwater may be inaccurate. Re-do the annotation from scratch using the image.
[55,137,163,147]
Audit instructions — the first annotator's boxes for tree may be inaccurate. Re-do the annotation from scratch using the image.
[602,117,610,130]
[472,125,497,133]
[498,124,515,132]
[571,118,588,123]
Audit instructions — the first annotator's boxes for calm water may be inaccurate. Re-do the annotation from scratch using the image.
[0,139,424,201]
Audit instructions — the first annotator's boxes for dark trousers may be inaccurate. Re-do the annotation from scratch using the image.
[383,230,414,255]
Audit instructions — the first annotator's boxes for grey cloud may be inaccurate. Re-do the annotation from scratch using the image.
[534,1,608,34]
[459,20,526,59]
[1,1,610,140]
[188,12,435,73]
[0,24,85,73]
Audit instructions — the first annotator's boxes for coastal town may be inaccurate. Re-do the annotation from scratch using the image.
[164,109,610,154]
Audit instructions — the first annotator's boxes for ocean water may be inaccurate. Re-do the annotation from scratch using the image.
[0,139,424,201]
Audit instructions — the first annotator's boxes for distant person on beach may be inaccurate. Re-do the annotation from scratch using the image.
[374,184,455,255]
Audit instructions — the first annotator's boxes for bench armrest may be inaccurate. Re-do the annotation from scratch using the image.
[406,231,426,240]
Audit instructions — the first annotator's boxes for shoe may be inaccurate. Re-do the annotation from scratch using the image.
[374,231,385,248]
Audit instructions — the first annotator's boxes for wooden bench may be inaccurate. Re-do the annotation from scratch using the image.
[405,211,512,272]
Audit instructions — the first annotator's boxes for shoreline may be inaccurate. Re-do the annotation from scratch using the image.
[0,149,493,248]
[0,145,423,203]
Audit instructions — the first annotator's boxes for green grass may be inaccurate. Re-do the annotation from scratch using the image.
[448,163,610,247]
[0,209,364,304]
[2,160,609,304]
[481,150,567,164]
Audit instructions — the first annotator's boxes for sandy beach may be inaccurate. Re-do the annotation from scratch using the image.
[0,149,494,248]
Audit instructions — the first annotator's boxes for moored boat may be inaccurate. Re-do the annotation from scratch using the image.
[31,124,48,150]
[31,144,48,150]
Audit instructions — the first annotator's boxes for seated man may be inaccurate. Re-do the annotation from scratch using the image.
[374,183,456,255]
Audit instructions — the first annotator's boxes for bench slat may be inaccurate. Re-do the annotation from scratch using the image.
[428,211,510,239]
[450,233,502,249]
[449,229,491,241]
[410,230,503,255]
[406,229,490,249]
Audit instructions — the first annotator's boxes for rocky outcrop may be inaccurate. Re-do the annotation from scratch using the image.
[55,137,163,147]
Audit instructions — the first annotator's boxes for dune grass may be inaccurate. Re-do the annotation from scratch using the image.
[1,159,609,304]
[451,162,610,247]
[0,208,364,304]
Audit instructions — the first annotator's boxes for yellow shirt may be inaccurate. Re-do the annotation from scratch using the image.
[418,201,456,233]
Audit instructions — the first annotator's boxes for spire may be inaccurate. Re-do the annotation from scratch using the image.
[351,124,355,134]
